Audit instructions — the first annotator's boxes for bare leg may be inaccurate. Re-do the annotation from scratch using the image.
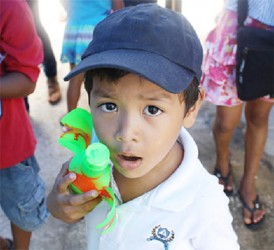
[239,99,273,225]
[66,63,84,112]
[213,104,243,192]
[11,222,31,250]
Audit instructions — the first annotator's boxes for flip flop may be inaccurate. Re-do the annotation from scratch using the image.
[213,167,233,196]
[238,193,265,231]
[48,79,61,105]
[5,238,14,250]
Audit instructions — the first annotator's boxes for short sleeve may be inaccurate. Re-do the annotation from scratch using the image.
[0,0,43,82]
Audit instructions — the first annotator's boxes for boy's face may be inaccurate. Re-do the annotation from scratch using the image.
[89,73,190,179]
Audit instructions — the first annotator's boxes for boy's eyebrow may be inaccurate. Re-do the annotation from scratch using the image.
[92,88,174,101]
[92,88,114,98]
[138,92,173,101]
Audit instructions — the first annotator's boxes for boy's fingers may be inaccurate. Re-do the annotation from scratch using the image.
[61,196,102,223]
[56,172,76,193]
[77,197,102,214]
[61,190,100,207]
[56,167,76,193]
[58,161,70,177]
[69,190,100,206]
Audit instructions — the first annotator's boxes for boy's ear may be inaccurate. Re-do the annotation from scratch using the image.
[182,88,205,128]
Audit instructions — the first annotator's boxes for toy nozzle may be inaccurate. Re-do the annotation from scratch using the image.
[85,143,110,171]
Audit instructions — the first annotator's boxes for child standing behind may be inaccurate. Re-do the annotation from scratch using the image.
[48,4,239,249]
[0,1,48,249]
[60,0,124,113]
[27,0,62,105]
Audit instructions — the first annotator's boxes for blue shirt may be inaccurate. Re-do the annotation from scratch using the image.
[66,0,111,25]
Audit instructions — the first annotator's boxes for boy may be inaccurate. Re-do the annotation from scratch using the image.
[0,1,48,249]
[47,4,239,249]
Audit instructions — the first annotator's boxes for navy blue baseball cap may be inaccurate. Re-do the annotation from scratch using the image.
[64,3,203,93]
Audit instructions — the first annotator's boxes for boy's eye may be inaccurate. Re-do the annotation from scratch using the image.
[144,105,162,116]
[100,103,117,112]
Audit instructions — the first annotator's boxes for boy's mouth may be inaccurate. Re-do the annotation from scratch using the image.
[116,154,142,170]
[121,155,141,161]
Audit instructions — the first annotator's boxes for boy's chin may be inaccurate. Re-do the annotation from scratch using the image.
[114,165,146,179]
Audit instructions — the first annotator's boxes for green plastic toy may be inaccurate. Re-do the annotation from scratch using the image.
[59,108,116,233]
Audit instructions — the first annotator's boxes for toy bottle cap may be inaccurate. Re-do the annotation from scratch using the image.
[85,143,110,171]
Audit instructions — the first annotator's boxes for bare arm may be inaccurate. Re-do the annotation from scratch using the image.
[47,161,102,224]
[0,72,36,98]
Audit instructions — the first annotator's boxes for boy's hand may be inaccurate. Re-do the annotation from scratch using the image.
[47,161,102,224]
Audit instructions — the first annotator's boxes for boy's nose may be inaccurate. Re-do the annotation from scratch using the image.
[115,114,139,143]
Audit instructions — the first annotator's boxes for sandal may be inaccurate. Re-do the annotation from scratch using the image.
[238,193,265,231]
[5,238,14,250]
[213,167,233,196]
[47,77,61,105]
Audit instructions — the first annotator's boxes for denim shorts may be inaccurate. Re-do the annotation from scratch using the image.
[0,156,48,231]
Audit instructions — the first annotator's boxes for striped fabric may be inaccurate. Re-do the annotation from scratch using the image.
[61,25,95,65]
[60,0,112,65]
[225,0,274,26]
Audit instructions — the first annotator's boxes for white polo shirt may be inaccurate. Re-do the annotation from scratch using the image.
[86,128,239,250]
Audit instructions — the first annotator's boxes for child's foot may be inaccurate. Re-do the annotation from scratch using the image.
[213,166,233,196]
[238,191,266,230]
[0,237,14,250]
[47,76,61,105]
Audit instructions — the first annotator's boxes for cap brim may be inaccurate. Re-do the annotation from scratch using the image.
[64,49,195,93]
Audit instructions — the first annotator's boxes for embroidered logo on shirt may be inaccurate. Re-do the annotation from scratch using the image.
[147,225,175,250]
